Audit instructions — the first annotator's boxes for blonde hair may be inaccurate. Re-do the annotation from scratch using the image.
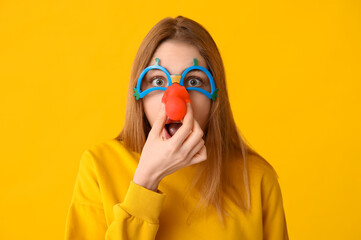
[115,15,276,226]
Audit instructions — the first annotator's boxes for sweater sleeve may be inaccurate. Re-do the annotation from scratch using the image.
[261,168,289,240]
[65,150,167,240]
[105,181,167,240]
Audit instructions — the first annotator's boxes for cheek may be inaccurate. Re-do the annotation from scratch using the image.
[142,92,164,127]
[189,93,211,129]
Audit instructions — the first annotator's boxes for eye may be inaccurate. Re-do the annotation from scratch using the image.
[148,76,166,87]
[185,76,204,87]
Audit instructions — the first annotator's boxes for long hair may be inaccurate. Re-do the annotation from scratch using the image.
[114,15,276,226]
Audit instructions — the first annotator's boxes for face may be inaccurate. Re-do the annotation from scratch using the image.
[141,39,212,135]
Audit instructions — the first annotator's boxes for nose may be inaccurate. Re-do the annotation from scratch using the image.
[170,74,181,84]
[161,75,191,121]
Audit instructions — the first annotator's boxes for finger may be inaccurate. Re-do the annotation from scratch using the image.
[170,102,194,144]
[193,118,204,138]
[187,138,204,161]
[190,145,207,165]
[181,118,204,151]
[150,102,167,138]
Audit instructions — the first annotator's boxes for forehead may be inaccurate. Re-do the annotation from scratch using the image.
[148,40,208,74]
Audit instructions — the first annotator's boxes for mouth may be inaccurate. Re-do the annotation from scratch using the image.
[164,117,183,139]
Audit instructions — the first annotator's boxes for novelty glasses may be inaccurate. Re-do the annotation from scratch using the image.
[133,58,219,100]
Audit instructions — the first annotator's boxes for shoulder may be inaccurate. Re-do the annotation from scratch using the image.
[242,153,285,211]
[77,139,116,170]
[225,151,280,191]
[245,153,280,189]
[84,139,138,161]
[85,138,121,156]
[80,138,140,171]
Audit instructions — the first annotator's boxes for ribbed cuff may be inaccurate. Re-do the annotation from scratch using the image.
[114,180,167,224]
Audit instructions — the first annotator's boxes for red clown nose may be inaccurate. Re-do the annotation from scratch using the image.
[161,83,191,121]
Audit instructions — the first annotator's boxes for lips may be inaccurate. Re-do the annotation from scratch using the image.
[165,116,183,125]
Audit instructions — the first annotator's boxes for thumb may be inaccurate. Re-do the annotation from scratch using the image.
[150,103,167,138]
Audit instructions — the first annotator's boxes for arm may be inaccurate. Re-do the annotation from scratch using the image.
[65,150,167,240]
[261,168,289,240]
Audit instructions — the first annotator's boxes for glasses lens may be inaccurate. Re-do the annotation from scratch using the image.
[140,69,169,93]
[183,69,211,93]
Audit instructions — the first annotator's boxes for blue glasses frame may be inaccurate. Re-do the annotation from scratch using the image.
[133,58,219,100]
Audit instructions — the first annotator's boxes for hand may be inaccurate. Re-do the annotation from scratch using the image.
[133,102,207,191]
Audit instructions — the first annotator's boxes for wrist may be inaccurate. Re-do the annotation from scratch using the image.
[133,169,161,192]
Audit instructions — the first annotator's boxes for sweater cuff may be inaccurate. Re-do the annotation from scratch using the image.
[114,180,167,224]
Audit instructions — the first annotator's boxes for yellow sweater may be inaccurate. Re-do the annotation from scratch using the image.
[65,139,289,239]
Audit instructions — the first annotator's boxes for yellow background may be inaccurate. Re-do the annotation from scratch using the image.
[1,0,360,239]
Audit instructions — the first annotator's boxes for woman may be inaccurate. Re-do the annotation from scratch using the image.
[65,15,289,239]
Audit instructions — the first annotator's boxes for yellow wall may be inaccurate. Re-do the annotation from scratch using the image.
[1,0,360,239]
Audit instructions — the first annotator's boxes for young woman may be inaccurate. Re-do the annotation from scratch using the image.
[65,16,289,239]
